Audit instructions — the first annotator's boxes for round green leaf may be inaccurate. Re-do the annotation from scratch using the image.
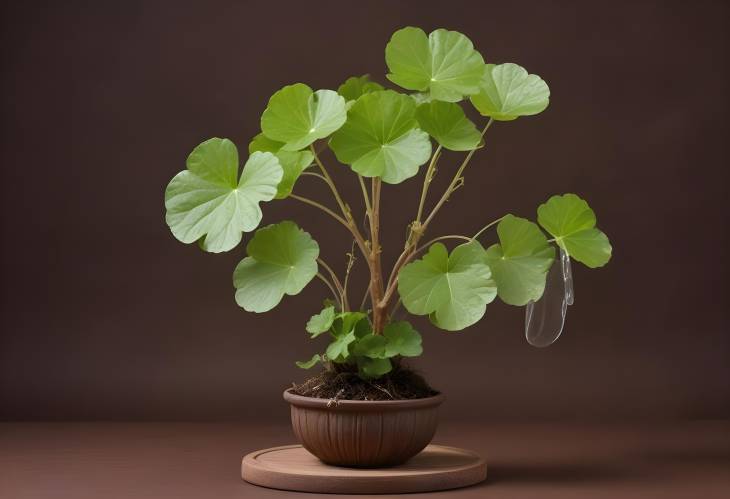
[537,194,612,268]
[233,221,319,312]
[260,83,346,151]
[337,75,384,102]
[398,241,497,331]
[485,215,556,306]
[416,101,481,151]
[385,27,486,102]
[305,305,336,337]
[357,357,392,379]
[249,133,313,199]
[165,138,283,253]
[326,330,356,363]
[329,90,431,184]
[470,63,550,121]
[383,321,423,357]
[351,333,388,359]
[248,133,284,154]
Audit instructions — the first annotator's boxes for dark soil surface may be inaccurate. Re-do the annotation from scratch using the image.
[291,363,438,401]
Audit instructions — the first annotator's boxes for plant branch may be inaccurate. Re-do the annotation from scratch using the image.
[421,119,494,231]
[380,120,495,312]
[358,174,372,221]
[341,242,356,312]
[315,272,341,310]
[370,177,386,334]
[414,145,442,233]
[317,257,347,311]
[290,194,350,230]
[300,171,328,183]
[471,215,507,240]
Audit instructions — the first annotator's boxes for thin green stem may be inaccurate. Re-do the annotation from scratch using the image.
[471,215,507,240]
[317,257,347,311]
[357,175,372,220]
[300,171,328,183]
[415,145,442,226]
[414,234,472,254]
[290,194,350,229]
[315,273,341,310]
[421,119,494,231]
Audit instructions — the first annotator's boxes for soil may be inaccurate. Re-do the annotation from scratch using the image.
[291,362,438,401]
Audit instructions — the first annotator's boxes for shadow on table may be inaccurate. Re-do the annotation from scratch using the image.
[485,460,640,485]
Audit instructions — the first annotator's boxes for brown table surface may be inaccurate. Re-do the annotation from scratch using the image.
[1,421,728,498]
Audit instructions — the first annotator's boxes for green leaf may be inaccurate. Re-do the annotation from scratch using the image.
[416,101,481,151]
[331,311,367,338]
[248,133,284,154]
[273,150,313,199]
[337,75,384,102]
[165,138,283,253]
[383,321,423,357]
[329,90,431,184]
[470,63,550,121]
[357,357,392,379]
[260,83,347,151]
[537,194,612,268]
[306,305,336,337]
[398,241,497,331]
[351,333,388,359]
[385,27,486,102]
[295,354,321,369]
[485,215,556,306]
[233,221,319,312]
[248,133,313,199]
[326,330,356,363]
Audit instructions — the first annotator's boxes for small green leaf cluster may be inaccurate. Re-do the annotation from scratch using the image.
[162,25,612,381]
[299,305,422,379]
[398,197,612,331]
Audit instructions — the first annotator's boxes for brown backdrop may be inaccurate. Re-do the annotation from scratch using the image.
[1,0,728,422]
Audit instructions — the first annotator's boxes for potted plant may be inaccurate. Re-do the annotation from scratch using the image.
[164,26,612,468]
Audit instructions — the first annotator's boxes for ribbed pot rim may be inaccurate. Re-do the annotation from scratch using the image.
[283,388,444,412]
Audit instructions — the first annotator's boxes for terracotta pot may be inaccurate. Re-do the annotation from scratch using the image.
[283,388,445,468]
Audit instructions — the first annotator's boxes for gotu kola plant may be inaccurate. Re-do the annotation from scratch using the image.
[164,26,612,383]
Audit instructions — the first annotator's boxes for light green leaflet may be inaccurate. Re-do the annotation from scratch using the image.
[416,101,481,151]
[383,321,423,357]
[470,63,550,121]
[351,334,387,359]
[385,27,486,102]
[295,354,321,369]
[537,194,612,268]
[485,215,555,306]
[337,75,384,102]
[233,221,319,313]
[398,241,497,331]
[248,133,314,199]
[305,305,336,337]
[260,83,346,151]
[165,138,282,253]
[326,330,356,363]
[329,90,431,184]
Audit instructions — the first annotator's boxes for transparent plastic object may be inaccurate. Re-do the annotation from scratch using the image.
[525,248,573,347]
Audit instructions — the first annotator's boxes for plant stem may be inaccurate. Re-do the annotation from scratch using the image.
[315,273,341,310]
[370,177,386,334]
[421,119,494,231]
[308,145,372,269]
[471,215,507,240]
[342,241,356,313]
[317,257,347,311]
[290,194,350,229]
[380,120,495,313]
[413,145,442,236]
[415,234,472,253]
[300,171,328,183]
[357,175,372,221]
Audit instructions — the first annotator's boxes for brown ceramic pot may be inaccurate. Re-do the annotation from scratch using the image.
[283,388,445,468]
